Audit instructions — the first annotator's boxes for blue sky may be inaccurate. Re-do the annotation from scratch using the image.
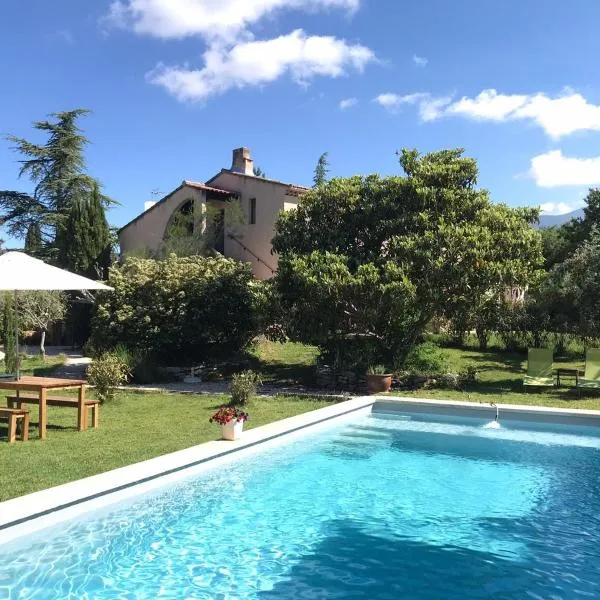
[2,0,600,245]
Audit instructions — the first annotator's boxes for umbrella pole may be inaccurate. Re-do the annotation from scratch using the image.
[14,289,19,380]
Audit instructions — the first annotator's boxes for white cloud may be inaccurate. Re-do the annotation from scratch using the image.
[106,0,360,40]
[539,201,585,215]
[374,88,600,139]
[339,97,358,110]
[56,29,74,44]
[374,92,452,120]
[148,30,374,102]
[412,54,428,68]
[530,150,600,188]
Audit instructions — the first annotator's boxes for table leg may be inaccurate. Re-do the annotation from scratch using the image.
[78,385,87,431]
[39,388,47,440]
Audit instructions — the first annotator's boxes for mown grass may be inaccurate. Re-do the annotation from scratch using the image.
[249,341,319,385]
[0,391,336,501]
[390,346,600,410]
[0,354,66,377]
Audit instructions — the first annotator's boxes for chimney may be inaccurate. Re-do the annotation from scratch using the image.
[231,147,254,176]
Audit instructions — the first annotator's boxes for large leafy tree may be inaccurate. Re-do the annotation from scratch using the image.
[0,109,111,264]
[541,233,600,339]
[273,148,543,364]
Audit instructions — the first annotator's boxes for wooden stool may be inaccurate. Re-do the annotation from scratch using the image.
[0,407,30,443]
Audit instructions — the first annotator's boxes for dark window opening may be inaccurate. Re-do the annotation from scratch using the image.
[250,197,257,225]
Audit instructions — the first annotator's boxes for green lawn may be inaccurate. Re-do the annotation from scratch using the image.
[250,341,319,385]
[0,391,336,502]
[0,354,66,377]
[390,346,600,410]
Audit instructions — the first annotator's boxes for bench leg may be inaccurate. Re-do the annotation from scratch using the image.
[8,415,16,444]
[91,404,99,429]
[21,413,30,442]
[78,387,87,431]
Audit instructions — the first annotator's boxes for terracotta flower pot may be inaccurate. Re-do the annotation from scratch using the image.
[366,374,393,394]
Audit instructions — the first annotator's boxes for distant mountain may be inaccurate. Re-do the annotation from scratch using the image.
[538,208,584,228]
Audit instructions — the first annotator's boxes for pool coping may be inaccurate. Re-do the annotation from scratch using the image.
[0,396,376,542]
[3,394,600,545]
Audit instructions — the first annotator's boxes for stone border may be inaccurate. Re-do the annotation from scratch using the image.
[3,395,600,548]
[0,396,375,546]
[375,396,600,426]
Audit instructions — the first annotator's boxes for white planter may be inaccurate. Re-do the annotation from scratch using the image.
[221,419,244,441]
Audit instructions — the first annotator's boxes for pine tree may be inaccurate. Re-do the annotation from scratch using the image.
[313,152,330,187]
[2,292,17,374]
[0,109,112,263]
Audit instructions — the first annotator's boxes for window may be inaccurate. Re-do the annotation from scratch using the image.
[250,197,256,225]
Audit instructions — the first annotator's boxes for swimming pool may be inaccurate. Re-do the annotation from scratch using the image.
[2,405,600,598]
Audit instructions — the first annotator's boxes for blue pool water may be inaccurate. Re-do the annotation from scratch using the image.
[2,410,600,599]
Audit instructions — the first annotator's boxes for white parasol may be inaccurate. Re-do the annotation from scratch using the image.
[0,252,112,378]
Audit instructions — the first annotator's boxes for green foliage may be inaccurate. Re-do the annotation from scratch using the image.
[91,255,262,362]
[367,364,387,375]
[159,200,244,258]
[541,233,600,339]
[24,223,42,255]
[229,370,262,406]
[18,291,67,357]
[275,251,418,365]
[400,342,449,376]
[274,148,544,366]
[2,292,17,373]
[0,109,112,263]
[58,182,112,278]
[458,365,478,388]
[313,152,330,187]
[86,352,130,404]
[110,344,164,384]
[253,166,266,178]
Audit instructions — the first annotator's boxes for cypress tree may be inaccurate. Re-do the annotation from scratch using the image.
[59,182,111,278]
[2,292,17,374]
[24,222,43,255]
[313,152,330,187]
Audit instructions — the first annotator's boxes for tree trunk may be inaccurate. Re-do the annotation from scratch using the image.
[40,329,46,360]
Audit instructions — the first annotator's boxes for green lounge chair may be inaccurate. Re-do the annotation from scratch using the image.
[578,349,600,391]
[523,348,554,388]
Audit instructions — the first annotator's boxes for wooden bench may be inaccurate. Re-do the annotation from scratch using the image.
[7,395,99,429]
[0,407,30,443]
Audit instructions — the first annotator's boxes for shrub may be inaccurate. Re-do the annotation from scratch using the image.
[458,365,478,388]
[109,344,164,384]
[86,352,130,404]
[433,373,460,389]
[90,255,263,363]
[367,364,387,375]
[400,342,449,376]
[229,370,262,406]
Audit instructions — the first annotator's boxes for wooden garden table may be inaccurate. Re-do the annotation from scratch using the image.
[0,376,87,440]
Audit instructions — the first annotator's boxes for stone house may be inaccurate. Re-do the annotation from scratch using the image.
[118,148,308,280]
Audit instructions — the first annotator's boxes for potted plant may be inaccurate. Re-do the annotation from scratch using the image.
[210,406,249,441]
[366,364,393,394]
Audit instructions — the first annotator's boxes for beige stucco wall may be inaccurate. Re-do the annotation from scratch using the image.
[119,172,301,279]
[119,185,207,257]
[209,172,300,280]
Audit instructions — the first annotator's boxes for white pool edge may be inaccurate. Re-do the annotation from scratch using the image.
[3,395,600,546]
[0,397,375,545]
